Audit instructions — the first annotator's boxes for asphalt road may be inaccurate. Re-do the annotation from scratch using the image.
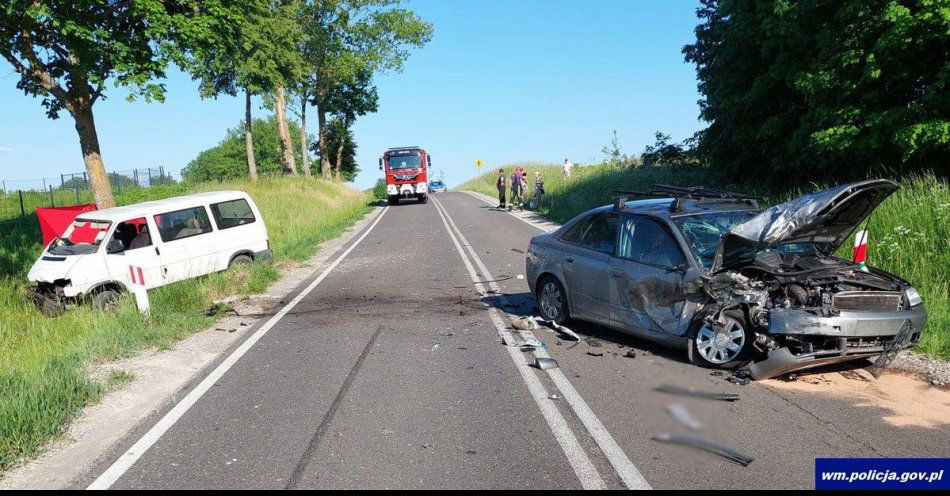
[79,192,950,490]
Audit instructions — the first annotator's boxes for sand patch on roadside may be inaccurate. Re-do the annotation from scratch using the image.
[764,371,950,429]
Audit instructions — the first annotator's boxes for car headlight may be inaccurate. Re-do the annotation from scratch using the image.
[905,287,923,307]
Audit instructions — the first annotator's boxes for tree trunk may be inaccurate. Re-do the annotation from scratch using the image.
[335,142,344,181]
[245,90,258,181]
[274,85,298,176]
[72,105,115,208]
[317,105,332,180]
[300,94,311,177]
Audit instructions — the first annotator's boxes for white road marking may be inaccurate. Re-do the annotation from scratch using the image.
[461,190,556,232]
[431,198,606,490]
[432,196,652,490]
[87,207,391,490]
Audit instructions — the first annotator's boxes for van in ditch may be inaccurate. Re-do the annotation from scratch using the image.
[28,191,271,315]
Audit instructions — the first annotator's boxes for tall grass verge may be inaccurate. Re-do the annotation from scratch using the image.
[458,164,949,360]
[0,176,369,472]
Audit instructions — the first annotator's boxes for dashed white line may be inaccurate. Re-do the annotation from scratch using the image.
[87,207,391,490]
[432,196,651,490]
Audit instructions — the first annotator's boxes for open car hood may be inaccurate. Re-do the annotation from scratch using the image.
[712,179,899,271]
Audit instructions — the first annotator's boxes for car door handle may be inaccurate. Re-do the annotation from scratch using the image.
[565,257,574,263]
[155,247,160,255]
[610,268,623,278]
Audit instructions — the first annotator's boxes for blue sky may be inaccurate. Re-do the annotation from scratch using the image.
[0,0,705,191]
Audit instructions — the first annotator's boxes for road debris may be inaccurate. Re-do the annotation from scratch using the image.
[666,404,703,430]
[534,357,559,370]
[656,384,740,402]
[511,316,540,331]
[624,350,637,359]
[537,319,581,341]
[548,393,560,400]
[652,432,753,466]
[586,351,604,357]
[516,274,525,280]
[584,336,603,348]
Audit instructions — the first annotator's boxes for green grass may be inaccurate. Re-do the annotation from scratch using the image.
[458,164,950,360]
[0,176,370,472]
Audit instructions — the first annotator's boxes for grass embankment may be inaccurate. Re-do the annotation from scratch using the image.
[0,176,370,472]
[458,164,950,359]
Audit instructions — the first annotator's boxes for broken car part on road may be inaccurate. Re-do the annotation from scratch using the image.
[652,432,754,467]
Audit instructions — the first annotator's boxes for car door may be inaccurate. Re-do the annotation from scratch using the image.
[103,217,164,289]
[558,212,618,324]
[610,216,691,337]
[209,197,259,270]
[152,206,215,283]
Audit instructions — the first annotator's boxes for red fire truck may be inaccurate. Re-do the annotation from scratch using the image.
[379,146,431,205]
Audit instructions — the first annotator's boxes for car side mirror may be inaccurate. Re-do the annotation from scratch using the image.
[378,158,383,170]
[106,239,125,254]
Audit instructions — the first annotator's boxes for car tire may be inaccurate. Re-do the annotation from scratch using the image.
[536,275,570,325]
[229,254,253,269]
[92,289,122,312]
[388,196,399,206]
[418,194,428,204]
[687,309,753,369]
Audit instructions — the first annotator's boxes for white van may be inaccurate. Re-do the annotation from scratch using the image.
[28,191,271,315]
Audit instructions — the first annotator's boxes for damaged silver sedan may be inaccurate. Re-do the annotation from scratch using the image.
[526,180,926,379]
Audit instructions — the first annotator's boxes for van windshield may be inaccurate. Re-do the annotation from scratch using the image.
[48,219,112,255]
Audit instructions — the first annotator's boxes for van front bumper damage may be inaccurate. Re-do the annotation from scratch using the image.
[748,305,927,380]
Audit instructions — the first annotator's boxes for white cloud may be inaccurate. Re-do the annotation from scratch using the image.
[0,147,12,153]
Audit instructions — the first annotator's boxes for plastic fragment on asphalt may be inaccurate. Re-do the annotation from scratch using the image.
[624,350,637,359]
[534,357,559,370]
[586,351,604,357]
[549,393,560,400]
[511,316,540,330]
[538,318,581,341]
[516,274,525,279]
[666,403,703,430]
[652,432,753,466]
[655,384,740,402]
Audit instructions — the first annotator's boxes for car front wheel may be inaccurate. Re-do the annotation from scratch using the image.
[688,310,751,368]
[537,276,570,325]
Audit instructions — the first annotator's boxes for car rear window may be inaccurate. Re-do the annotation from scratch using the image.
[210,199,256,230]
[154,206,213,242]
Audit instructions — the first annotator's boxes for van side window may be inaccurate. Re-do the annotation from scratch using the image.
[210,199,256,230]
[110,217,152,251]
[154,206,213,242]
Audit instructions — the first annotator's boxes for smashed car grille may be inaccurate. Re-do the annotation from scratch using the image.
[832,291,902,312]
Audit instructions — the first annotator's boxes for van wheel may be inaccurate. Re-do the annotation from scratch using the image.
[229,254,253,269]
[688,310,752,368]
[92,290,121,312]
[537,276,570,325]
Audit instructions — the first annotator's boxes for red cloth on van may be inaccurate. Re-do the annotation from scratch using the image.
[35,204,98,246]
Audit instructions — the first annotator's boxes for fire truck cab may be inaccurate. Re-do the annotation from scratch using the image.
[379,146,430,205]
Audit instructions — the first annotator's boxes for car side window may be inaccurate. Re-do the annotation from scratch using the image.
[154,206,213,243]
[561,213,618,255]
[618,217,686,269]
[110,217,152,251]
[210,199,256,230]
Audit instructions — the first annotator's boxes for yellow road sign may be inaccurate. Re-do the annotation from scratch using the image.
[476,160,484,168]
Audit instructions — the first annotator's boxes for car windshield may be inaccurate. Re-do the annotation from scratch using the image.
[47,218,112,255]
[431,181,444,188]
[674,211,819,268]
[387,153,422,170]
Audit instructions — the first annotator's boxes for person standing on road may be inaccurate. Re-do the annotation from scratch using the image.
[496,168,507,209]
[509,167,522,211]
[534,171,545,210]
[562,159,573,179]
[519,170,529,210]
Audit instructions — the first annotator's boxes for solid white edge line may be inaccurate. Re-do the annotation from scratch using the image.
[431,198,606,490]
[433,196,652,490]
[460,190,554,232]
[87,206,391,490]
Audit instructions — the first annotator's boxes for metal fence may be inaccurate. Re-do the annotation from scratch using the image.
[1,167,173,219]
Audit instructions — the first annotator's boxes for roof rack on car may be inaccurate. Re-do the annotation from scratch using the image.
[613,185,760,212]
